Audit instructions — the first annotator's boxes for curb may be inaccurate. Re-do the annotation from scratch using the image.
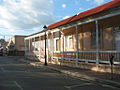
[19,59,120,88]
[45,66,120,88]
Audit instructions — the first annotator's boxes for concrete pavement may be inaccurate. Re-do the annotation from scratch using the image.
[0,56,119,90]
[19,58,120,89]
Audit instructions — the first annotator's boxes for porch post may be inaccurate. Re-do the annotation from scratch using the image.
[34,37,35,57]
[62,29,64,63]
[29,39,30,56]
[24,39,26,57]
[96,20,99,64]
[39,35,41,61]
[51,32,54,60]
[76,24,79,66]
[34,37,35,51]
[47,32,49,62]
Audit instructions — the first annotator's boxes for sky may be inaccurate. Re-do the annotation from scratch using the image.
[0,0,112,40]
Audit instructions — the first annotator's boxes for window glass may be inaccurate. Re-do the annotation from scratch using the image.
[69,37,72,48]
[91,29,100,47]
[56,39,59,51]
[113,26,120,51]
[67,35,72,48]
[91,29,96,46]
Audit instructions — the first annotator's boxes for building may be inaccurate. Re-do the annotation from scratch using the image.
[25,0,120,74]
[7,35,26,56]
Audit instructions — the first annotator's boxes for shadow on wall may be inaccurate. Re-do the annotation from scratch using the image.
[26,45,52,62]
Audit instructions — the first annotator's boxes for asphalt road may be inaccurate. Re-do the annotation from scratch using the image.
[0,56,119,90]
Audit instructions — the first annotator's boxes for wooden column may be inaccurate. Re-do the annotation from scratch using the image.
[51,32,54,60]
[24,39,26,57]
[29,39,31,56]
[62,29,64,63]
[76,25,79,66]
[39,36,41,61]
[47,32,49,62]
[34,38,35,51]
[96,20,99,64]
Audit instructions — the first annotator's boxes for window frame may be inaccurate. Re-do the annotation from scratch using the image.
[91,29,96,47]
[91,29,100,48]
[54,37,59,52]
[113,26,120,50]
[67,35,73,48]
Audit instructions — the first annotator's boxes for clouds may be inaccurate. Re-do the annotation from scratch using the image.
[62,4,66,8]
[85,0,105,5]
[0,0,54,32]
[63,16,69,19]
[94,0,104,5]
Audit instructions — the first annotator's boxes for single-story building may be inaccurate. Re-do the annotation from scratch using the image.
[25,0,120,74]
[7,35,27,56]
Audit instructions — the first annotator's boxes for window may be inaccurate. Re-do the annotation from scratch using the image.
[91,29,100,47]
[54,38,59,51]
[113,26,120,51]
[61,36,65,51]
[91,29,96,46]
[56,39,59,51]
[67,35,73,48]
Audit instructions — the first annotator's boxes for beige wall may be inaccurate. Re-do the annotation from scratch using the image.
[7,36,26,51]
[52,15,120,51]
[15,36,26,51]
[25,8,120,61]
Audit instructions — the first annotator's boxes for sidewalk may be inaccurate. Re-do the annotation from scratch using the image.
[19,58,120,88]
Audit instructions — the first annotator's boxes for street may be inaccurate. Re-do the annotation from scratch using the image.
[0,56,119,90]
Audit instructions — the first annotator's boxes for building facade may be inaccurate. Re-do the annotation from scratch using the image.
[25,0,120,73]
[7,35,26,56]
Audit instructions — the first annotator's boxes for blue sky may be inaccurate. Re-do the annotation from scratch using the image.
[53,0,112,21]
[0,0,112,40]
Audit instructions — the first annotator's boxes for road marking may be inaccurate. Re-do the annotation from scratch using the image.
[14,81,23,90]
[64,83,92,89]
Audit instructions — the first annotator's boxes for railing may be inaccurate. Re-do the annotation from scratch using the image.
[99,51,120,64]
[26,50,120,64]
[53,52,62,58]
[53,51,120,64]
[78,51,96,62]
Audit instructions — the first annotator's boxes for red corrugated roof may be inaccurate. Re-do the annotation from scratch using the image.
[47,15,77,30]
[71,0,120,22]
[47,0,120,30]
